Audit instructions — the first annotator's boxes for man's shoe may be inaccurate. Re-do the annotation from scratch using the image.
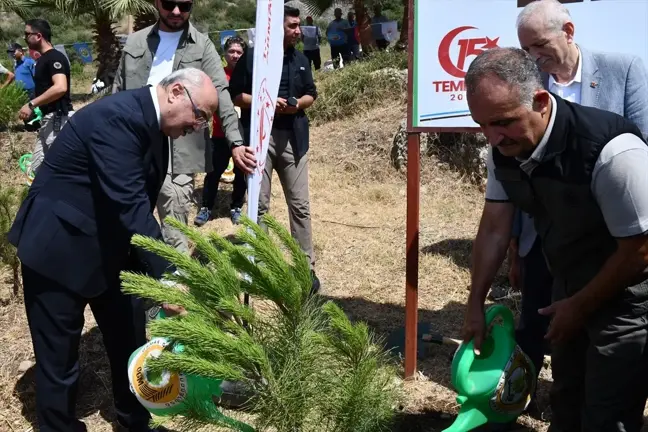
[194,207,211,227]
[230,207,243,225]
[310,270,321,295]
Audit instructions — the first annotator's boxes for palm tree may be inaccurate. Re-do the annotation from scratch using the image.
[300,0,376,53]
[0,0,29,16]
[0,0,31,39]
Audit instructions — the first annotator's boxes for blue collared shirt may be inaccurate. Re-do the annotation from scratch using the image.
[14,57,35,94]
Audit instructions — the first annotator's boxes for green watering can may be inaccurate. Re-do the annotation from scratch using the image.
[444,304,537,432]
[127,310,255,432]
[28,106,43,126]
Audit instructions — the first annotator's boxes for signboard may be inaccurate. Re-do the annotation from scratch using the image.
[409,0,648,130]
[246,0,284,222]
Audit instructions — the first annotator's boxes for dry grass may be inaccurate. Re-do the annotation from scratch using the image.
[2,75,648,432]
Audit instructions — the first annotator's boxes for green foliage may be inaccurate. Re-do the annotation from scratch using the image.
[191,0,256,34]
[0,183,28,296]
[309,50,407,125]
[0,8,94,47]
[121,215,402,432]
[0,83,29,128]
[70,61,85,80]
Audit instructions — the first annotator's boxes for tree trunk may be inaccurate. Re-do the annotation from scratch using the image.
[354,0,375,54]
[94,11,122,89]
[12,259,20,297]
[396,0,409,51]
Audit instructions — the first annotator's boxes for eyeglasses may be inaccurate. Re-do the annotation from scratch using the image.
[184,87,208,130]
[160,0,193,13]
[24,32,38,39]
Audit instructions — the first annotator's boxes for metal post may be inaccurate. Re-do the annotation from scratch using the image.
[404,132,420,379]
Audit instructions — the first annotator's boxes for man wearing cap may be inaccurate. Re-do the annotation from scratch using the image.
[7,43,36,99]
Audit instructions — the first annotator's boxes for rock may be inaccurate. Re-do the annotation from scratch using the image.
[370,68,408,87]
[18,360,34,373]
[390,118,489,186]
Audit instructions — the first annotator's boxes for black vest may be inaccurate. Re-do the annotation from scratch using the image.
[493,95,645,295]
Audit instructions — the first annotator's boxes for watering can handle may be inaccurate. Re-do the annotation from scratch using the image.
[451,305,515,395]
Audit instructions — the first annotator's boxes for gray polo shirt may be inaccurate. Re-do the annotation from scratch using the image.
[486,94,648,250]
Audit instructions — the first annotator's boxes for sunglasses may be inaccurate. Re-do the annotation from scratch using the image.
[160,0,193,13]
[184,87,208,131]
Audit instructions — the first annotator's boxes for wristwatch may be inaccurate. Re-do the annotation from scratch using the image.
[28,101,35,110]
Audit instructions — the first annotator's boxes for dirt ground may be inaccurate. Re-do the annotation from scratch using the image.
[0,74,644,432]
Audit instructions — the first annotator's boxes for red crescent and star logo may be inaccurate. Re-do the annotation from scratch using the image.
[438,26,500,79]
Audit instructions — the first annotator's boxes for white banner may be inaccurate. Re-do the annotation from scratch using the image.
[412,0,648,129]
[246,0,284,222]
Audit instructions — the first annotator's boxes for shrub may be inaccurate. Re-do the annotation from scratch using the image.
[70,61,85,80]
[0,184,28,297]
[0,83,29,129]
[309,50,408,125]
[121,215,402,432]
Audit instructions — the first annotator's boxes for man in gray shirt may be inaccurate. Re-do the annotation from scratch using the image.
[502,1,648,415]
[462,47,648,431]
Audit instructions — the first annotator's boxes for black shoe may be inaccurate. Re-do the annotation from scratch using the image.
[310,270,321,295]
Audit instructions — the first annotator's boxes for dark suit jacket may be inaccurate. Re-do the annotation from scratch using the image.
[9,86,172,298]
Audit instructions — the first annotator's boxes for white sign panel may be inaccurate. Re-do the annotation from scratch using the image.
[411,0,648,129]
[247,0,284,222]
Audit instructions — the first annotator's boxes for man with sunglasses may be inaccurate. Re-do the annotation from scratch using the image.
[19,19,73,176]
[113,0,256,254]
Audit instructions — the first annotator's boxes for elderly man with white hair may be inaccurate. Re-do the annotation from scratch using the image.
[9,68,223,432]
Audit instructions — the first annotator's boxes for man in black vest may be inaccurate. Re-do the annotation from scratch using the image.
[461,47,648,432]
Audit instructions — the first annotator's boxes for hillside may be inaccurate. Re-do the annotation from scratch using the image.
[0,0,405,48]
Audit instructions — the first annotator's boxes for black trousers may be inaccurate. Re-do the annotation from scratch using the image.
[201,137,247,211]
[549,278,648,432]
[23,264,150,432]
[303,48,321,70]
[515,237,553,379]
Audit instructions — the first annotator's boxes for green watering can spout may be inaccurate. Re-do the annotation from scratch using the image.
[443,305,537,432]
[444,404,488,432]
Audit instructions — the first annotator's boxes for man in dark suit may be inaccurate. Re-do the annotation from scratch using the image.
[8,67,219,432]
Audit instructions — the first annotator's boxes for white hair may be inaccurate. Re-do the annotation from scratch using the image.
[516,0,572,33]
[158,67,206,92]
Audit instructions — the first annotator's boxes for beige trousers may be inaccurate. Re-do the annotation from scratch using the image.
[259,129,315,267]
[156,173,194,254]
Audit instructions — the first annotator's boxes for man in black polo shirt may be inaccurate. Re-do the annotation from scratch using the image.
[18,19,73,176]
[230,5,320,292]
